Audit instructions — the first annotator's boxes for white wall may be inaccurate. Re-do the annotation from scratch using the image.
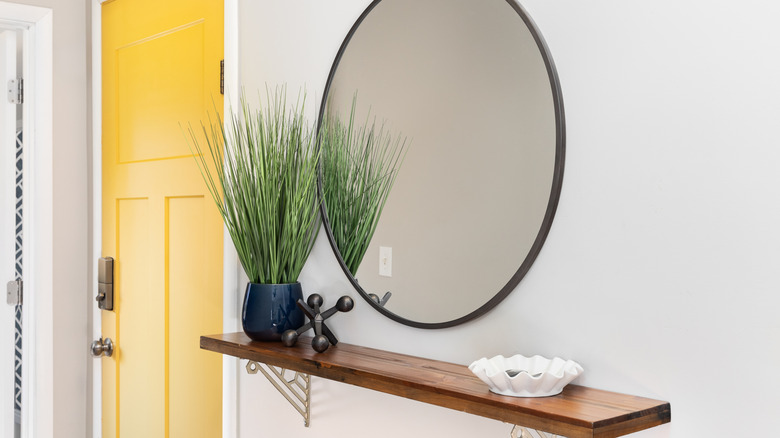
[13,0,90,437]
[237,0,780,436]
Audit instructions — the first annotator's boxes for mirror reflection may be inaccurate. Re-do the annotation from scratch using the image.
[321,0,564,326]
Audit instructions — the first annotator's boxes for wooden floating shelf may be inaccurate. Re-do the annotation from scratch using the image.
[201,332,670,438]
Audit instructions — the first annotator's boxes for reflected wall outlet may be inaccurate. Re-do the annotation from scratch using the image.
[379,246,392,277]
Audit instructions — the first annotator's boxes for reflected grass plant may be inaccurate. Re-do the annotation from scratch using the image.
[321,97,408,274]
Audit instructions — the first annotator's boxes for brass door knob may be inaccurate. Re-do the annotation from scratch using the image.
[91,337,113,358]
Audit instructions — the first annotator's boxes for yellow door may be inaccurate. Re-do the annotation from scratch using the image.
[101,0,223,436]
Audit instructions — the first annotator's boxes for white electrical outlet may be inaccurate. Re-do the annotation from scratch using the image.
[379,246,392,277]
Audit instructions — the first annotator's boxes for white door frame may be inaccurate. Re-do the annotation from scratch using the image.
[89,3,100,436]
[89,1,241,436]
[0,2,53,438]
[221,1,241,437]
[0,25,18,438]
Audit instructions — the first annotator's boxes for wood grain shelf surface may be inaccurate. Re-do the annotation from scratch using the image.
[201,332,670,438]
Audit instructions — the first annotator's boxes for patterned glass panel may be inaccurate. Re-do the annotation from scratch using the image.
[14,128,22,429]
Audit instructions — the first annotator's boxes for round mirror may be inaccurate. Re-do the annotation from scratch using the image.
[318,0,565,328]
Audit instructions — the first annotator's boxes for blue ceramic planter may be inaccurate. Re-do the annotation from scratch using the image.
[242,282,305,341]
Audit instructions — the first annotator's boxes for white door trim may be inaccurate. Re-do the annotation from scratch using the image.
[89,1,102,436]
[0,26,18,438]
[89,1,241,437]
[0,2,54,437]
[222,0,241,437]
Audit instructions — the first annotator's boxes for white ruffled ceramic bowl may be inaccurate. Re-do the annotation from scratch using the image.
[468,354,583,397]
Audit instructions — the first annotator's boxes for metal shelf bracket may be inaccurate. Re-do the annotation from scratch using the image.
[246,360,311,427]
[511,425,561,438]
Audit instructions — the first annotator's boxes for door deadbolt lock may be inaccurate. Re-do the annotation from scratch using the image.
[96,257,114,310]
[91,337,113,358]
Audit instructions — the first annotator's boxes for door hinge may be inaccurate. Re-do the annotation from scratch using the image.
[6,280,22,306]
[220,60,224,95]
[7,78,22,104]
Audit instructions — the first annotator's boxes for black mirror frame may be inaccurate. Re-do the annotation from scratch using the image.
[316,0,566,329]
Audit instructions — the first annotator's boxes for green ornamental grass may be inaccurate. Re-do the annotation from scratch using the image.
[320,97,408,274]
[187,89,321,284]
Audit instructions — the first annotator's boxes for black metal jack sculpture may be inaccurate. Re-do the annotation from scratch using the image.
[281,294,354,353]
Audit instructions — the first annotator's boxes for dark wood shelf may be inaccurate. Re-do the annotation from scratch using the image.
[201,332,670,438]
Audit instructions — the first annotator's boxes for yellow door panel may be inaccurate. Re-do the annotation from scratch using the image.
[117,22,206,163]
[117,198,164,437]
[102,0,223,436]
[167,196,222,437]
